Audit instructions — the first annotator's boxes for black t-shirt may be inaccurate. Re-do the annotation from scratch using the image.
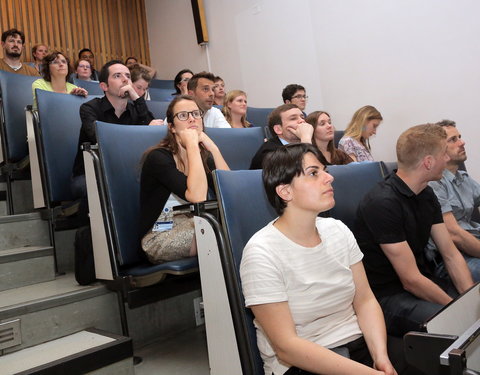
[139,148,215,238]
[354,173,443,298]
[72,95,154,176]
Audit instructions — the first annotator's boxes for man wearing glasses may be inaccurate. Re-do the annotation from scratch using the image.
[187,71,230,128]
[0,28,39,76]
[282,84,308,116]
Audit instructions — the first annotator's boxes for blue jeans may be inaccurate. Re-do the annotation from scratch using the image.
[434,253,480,282]
[378,279,458,337]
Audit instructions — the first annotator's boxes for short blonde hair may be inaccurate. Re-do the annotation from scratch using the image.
[397,124,446,170]
[344,105,383,149]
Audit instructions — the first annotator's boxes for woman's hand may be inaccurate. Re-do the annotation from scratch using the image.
[71,87,88,97]
[178,128,200,149]
[198,132,218,152]
[374,356,397,375]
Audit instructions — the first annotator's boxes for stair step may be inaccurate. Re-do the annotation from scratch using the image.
[0,273,121,354]
[0,246,55,291]
[0,212,50,250]
[0,328,133,375]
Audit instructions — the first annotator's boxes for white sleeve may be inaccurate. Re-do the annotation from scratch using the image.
[212,107,231,128]
[240,243,287,307]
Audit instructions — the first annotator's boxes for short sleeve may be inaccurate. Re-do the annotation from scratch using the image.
[429,180,453,214]
[240,242,287,307]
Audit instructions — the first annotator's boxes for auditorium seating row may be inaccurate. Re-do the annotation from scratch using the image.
[4,72,477,374]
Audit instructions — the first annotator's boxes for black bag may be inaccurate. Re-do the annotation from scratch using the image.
[74,225,96,285]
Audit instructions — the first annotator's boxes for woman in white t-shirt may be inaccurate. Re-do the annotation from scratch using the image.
[240,143,396,375]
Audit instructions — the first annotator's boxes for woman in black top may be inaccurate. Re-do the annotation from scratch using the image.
[140,95,229,263]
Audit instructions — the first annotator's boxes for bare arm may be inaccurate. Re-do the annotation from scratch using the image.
[180,130,208,202]
[443,212,480,257]
[136,62,157,78]
[431,223,474,293]
[198,132,230,171]
[351,262,396,375]
[251,302,385,375]
[380,242,452,305]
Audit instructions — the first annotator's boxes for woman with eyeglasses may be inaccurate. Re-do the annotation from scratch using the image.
[173,68,193,96]
[338,105,383,162]
[139,95,229,263]
[32,51,88,109]
[306,111,353,165]
[72,59,93,82]
[222,90,251,128]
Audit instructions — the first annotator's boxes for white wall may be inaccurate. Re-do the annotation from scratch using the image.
[146,0,480,179]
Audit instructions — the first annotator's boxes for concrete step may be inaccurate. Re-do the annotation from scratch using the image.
[0,212,50,251]
[0,179,35,216]
[0,273,121,354]
[0,246,55,292]
[0,328,134,375]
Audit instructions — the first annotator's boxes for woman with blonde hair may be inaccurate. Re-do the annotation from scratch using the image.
[338,105,383,162]
[306,110,353,165]
[222,90,251,128]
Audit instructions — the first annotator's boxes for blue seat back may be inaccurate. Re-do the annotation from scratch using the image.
[148,87,175,102]
[205,127,266,170]
[149,79,174,90]
[214,169,277,374]
[246,107,273,128]
[96,121,168,266]
[36,90,94,202]
[146,100,169,119]
[73,79,104,96]
[0,70,38,162]
[327,161,384,231]
[380,161,398,177]
[334,130,344,148]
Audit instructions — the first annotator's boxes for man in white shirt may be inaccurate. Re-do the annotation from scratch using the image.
[187,71,230,128]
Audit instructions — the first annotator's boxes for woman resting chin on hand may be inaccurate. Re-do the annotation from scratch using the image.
[139,95,229,264]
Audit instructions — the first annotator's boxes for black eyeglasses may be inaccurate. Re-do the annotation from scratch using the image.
[292,94,308,100]
[173,110,203,121]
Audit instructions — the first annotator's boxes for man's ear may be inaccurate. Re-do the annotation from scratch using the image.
[423,155,433,171]
[273,124,283,136]
[187,89,194,96]
[275,183,292,203]
[285,100,291,104]
[99,81,108,92]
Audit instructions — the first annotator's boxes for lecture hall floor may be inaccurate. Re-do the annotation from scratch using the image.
[134,326,210,375]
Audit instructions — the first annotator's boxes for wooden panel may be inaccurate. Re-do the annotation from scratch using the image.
[0,0,151,67]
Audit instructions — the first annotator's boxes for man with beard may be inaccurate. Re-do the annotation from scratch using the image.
[0,28,39,76]
[426,120,480,281]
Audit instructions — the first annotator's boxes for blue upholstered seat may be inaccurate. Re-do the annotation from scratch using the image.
[246,107,274,128]
[327,161,385,231]
[148,87,175,102]
[94,121,198,281]
[205,127,266,170]
[149,79,174,90]
[211,169,276,374]
[145,100,169,119]
[73,78,104,96]
[36,90,93,203]
[0,70,39,163]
